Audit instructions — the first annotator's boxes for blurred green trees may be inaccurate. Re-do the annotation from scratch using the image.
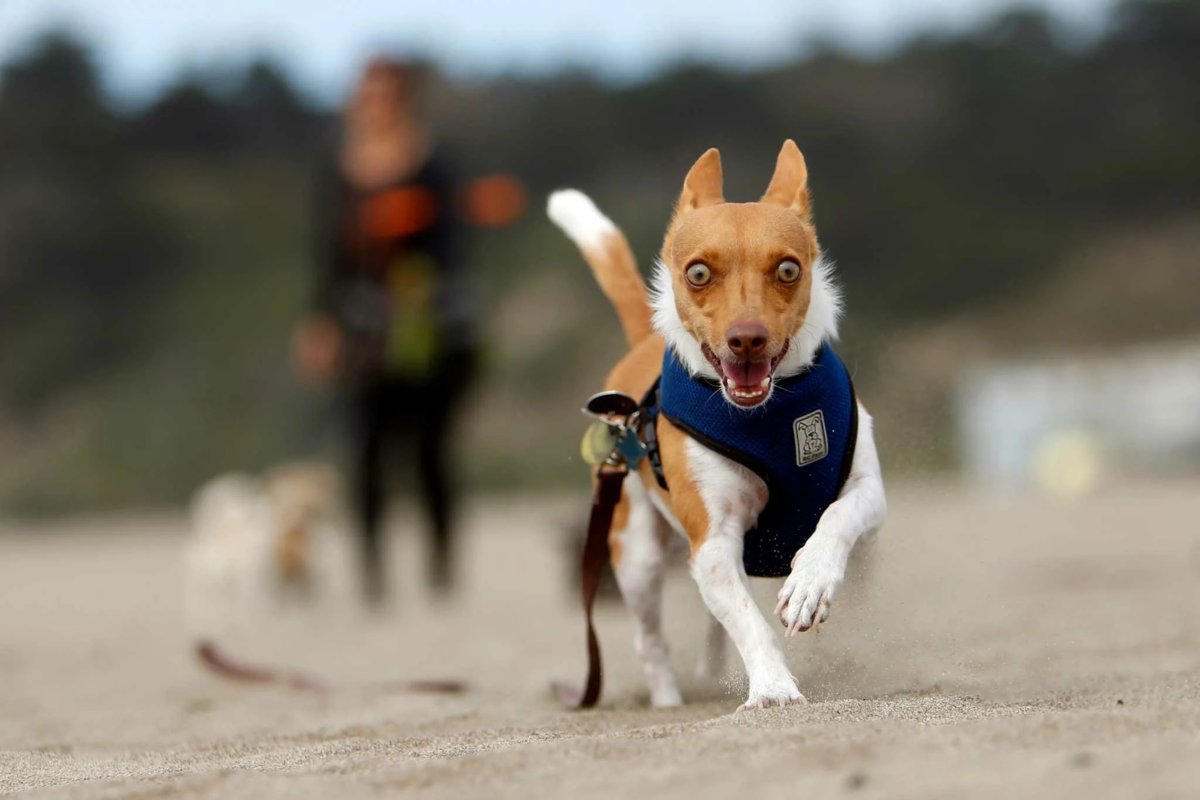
[1,1,1197,511]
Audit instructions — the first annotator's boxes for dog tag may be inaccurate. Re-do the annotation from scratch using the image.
[581,421,619,466]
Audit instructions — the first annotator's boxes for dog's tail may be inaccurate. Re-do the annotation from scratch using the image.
[547,190,653,347]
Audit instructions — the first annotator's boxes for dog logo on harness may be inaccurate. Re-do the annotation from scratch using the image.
[793,410,828,467]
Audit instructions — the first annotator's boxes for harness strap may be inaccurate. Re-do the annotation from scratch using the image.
[640,380,669,491]
[554,467,626,709]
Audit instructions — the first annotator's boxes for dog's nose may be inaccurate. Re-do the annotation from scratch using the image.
[725,322,769,360]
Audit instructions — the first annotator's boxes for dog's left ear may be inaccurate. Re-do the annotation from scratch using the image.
[760,139,810,219]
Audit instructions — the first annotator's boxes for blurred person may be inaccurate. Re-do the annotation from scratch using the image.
[293,58,490,605]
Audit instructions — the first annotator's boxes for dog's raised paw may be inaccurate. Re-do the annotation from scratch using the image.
[775,543,843,635]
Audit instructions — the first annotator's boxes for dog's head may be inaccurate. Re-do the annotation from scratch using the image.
[652,140,841,409]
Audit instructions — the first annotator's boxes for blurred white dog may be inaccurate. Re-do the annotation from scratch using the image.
[185,462,350,683]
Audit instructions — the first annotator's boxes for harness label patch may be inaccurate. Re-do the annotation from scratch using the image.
[793,410,828,467]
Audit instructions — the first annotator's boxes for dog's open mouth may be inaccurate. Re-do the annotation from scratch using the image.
[702,341,789,408]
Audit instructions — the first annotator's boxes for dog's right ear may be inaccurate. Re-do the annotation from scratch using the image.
[678,148,724,211]
[760,139,811,219]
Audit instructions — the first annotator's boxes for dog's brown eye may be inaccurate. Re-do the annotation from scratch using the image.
[777,259,801,283]
[685,263,712,287]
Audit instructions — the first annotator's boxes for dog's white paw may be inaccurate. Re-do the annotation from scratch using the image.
[775,541,844,635]
[738,676,806,711]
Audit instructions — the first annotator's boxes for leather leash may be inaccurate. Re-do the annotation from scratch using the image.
[195,640,466,695]
[196,640,327,691]
[553,466,626,709]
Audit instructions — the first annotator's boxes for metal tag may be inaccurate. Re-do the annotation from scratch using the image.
[581,421,619,466]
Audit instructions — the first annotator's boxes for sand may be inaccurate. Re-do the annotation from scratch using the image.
[2,479,1199,798]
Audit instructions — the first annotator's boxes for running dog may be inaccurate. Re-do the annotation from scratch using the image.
[548,140,886,709]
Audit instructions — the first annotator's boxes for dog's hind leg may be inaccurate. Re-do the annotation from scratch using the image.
[612,473,683,707]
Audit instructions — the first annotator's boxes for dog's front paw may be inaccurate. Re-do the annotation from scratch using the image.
[775,542,844,635]
[738,675,806,711]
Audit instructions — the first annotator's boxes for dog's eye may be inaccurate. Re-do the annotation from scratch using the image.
[685,263,712,287]
[776,259,802,284]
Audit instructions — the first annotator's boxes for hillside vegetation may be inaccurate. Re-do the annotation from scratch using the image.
[1,1,1197,510]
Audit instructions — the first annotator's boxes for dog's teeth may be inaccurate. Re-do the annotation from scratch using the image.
[725,377,735,390]
[760,377,771,388]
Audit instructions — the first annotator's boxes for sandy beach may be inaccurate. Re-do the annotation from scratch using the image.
[2,479,1199,798]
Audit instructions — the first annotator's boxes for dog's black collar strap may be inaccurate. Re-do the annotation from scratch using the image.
[638,379,670,491]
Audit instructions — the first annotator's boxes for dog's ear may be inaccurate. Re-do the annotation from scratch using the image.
[678,148,724,210]
[761,139,810,218]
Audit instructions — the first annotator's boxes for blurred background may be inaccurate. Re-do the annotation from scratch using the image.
[5,6,1200,793]
[1,0,1198,515]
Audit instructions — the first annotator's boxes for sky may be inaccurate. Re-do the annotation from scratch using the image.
[0,0,1115,104]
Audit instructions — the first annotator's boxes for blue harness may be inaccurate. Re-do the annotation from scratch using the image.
[649,343,857,578]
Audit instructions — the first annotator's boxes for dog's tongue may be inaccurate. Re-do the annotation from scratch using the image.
[721,358,771,388]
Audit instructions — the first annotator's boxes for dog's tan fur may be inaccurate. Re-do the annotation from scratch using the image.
[593,141,822,557]
[569,221,655,347]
